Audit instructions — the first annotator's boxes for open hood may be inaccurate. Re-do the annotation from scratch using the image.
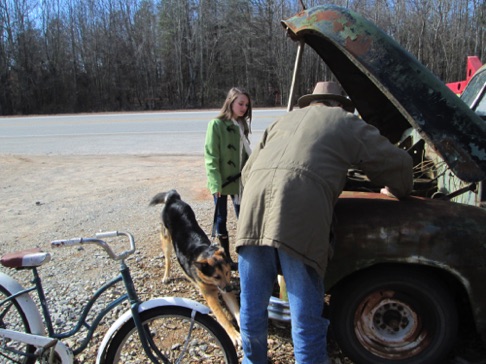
[282,5,486,182]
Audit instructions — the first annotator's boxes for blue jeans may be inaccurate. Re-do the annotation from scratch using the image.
[213,195,240,236]
[238,246,329,364]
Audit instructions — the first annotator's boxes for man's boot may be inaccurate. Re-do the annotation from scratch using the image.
[218,235,238,271]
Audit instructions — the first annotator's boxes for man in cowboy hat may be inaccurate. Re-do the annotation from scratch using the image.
[235,81,413,363]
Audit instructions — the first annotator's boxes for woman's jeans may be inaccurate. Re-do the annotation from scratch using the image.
[213,195,240,236]
[238,246,329,364]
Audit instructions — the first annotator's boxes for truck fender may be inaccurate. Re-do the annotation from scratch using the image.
[96,296,210,364]
[0,272,45,335]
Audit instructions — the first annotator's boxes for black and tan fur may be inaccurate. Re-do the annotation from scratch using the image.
[150,189,241,346]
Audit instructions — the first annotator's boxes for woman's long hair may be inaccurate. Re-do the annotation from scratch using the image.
[216,87,252,137]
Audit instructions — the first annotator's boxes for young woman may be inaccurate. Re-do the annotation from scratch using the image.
[204,87,252,270]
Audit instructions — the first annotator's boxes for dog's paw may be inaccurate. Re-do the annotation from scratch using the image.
[230,331,242,348]
[162,276,170,284]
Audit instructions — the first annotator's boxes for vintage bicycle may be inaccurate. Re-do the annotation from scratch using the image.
[0,230,238,363]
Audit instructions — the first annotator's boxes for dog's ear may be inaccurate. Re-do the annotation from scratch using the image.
[214,249,233,264]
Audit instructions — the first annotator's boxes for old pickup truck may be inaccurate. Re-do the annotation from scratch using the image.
[272,4,486,364]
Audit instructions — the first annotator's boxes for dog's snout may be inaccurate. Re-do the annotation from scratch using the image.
[221,284,236,293]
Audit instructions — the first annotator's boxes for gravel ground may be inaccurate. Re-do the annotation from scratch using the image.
[1,154,484,363]
[0,154,352,363]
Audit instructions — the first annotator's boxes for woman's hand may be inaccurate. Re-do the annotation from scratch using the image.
[213,192,221,198]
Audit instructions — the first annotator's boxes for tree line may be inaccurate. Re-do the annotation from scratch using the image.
[1,0,484,116]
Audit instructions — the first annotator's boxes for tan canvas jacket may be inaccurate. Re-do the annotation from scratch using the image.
[236,104,413,277]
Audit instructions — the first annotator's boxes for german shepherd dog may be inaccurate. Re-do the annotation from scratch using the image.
[149,190,241,346]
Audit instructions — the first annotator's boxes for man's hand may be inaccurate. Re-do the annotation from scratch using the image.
[380,187,396,198]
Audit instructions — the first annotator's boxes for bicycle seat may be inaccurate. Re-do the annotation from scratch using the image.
[1,248,51,269]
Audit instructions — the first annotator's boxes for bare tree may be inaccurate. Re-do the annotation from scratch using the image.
[0,0,484,115]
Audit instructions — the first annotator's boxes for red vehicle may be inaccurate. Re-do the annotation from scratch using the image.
[446,56,483,95]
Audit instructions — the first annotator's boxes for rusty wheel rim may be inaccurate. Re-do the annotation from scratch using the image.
[354,290,431,359]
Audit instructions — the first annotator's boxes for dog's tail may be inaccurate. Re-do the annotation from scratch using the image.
[149,189,181,206]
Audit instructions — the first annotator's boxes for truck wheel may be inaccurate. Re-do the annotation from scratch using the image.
[329,267,458,363]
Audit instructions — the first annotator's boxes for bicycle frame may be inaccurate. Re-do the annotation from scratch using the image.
[2,263,169,363]
[0,231,213,363]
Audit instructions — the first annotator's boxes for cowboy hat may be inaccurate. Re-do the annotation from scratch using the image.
[298,81,355,112]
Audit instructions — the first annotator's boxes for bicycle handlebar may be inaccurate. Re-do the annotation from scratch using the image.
[51,231,136,261]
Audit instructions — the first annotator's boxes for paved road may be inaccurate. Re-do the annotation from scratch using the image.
[0,108,287,155]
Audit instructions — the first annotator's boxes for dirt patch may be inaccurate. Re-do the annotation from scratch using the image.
[1,154,212,252]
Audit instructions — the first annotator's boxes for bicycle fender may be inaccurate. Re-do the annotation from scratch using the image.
[0,329,73,363]
[96,297,210,364]
[53,341,74,363]
[0,272,45,335]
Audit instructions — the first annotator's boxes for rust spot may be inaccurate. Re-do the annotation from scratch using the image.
[313,9,340,22]
[311,10,372,56]
[345,34,372,56]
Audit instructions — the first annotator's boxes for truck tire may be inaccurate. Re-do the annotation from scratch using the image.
[329,267,458,363]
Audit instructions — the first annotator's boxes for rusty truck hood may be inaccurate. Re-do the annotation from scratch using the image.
[282,5,486,182]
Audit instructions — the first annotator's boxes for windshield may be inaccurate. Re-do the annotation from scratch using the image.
[461,67,486,120]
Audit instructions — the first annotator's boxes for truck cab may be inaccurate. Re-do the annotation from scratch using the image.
[277,4,486,363]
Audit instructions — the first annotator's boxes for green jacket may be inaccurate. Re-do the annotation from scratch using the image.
[204,118,249,195]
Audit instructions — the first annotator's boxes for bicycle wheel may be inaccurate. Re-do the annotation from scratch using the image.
[103,305,238,364]
[0,285,36,364]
